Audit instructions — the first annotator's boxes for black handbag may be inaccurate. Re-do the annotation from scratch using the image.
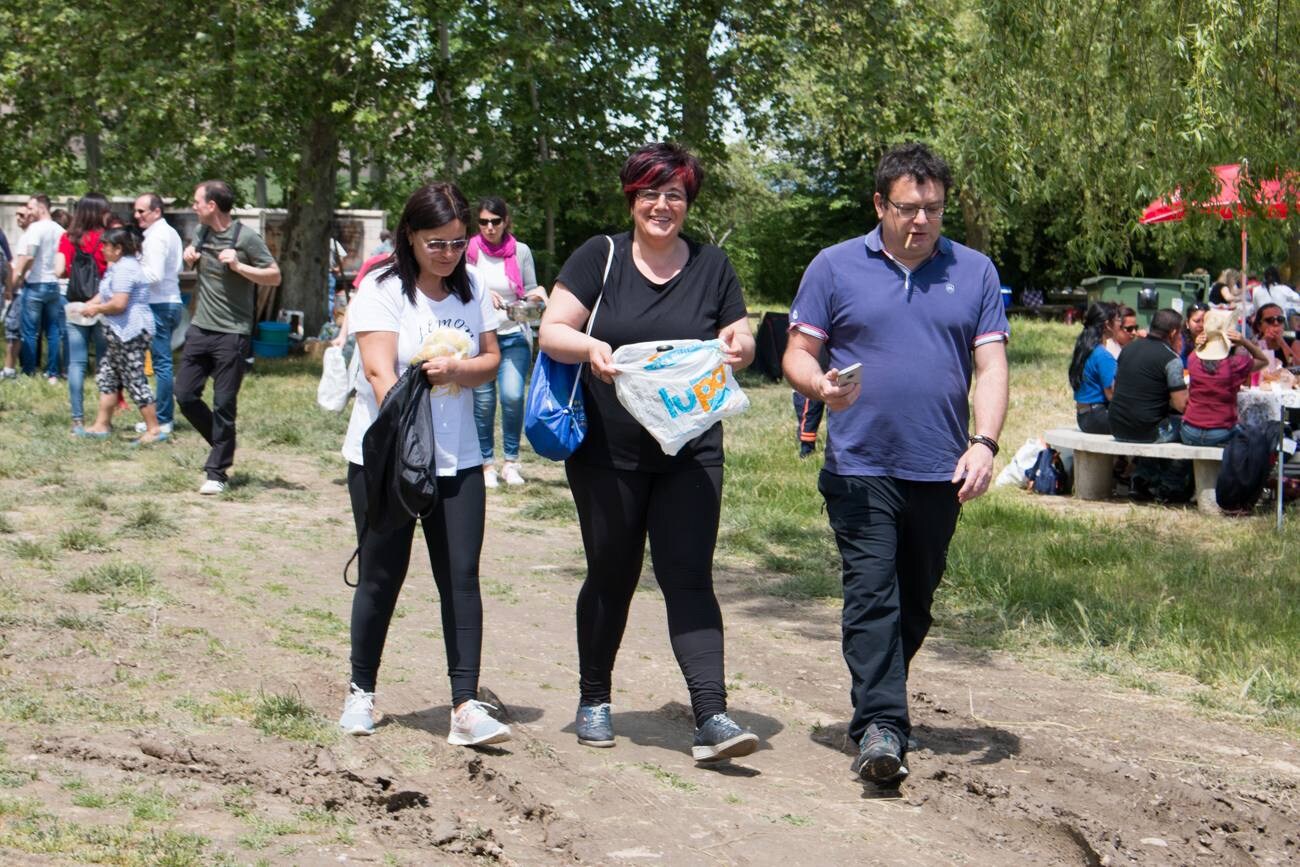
[361,364,440,535]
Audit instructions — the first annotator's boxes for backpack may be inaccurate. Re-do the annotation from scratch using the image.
[1027,447,1070,495]
[1216,425,1274,513]
[67,243,99,303]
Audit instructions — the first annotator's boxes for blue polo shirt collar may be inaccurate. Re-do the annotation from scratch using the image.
[864,225,952,270]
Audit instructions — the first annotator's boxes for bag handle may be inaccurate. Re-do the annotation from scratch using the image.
[567,235,614,409]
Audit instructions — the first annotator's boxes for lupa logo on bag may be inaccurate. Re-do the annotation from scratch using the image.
[658,364,731,419]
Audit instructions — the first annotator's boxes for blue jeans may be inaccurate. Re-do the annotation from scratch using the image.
[150,302,184,426]
[1180,422,1235,447]
[66,321,106,424]
[19,282,63,377]
[473,329,531,461]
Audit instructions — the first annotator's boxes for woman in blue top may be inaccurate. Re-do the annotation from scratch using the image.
[1068,301,1120,434]
[77,226,164,443]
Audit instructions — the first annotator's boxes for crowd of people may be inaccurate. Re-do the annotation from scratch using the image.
[3,141,1010,789]
[1068,264,1297,501]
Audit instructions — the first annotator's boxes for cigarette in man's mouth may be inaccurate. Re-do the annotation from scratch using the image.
[903,234,913,249]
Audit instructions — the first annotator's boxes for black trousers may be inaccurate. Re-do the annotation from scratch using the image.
[346,463,486,706]
[794,390,825,448]
[565,460,727,727]
[818,471,962,746]
[175,325,250,482]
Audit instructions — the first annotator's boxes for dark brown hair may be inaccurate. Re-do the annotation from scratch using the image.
[380,182,472,304]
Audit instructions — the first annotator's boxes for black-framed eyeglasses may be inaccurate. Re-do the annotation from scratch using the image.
[1261,315,1286,325]
[478,217,504,228]
[423,239,468,255]
[634,189,686,205]
[885,199,945,220]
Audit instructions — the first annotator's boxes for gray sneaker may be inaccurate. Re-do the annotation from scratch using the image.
[447,700,511,747]
[575,703,615,747]
[692,713,759,762]
[852,723,908,784]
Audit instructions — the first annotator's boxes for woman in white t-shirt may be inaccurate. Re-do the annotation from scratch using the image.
[337,182,510,747]
[466,196,546,488]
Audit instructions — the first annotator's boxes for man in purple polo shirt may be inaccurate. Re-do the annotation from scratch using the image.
[784,143,1009,787]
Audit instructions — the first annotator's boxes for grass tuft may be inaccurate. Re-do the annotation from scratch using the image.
[58,527,112,552]
[121,501,180,539]
[66,562,156,595]
[252,690,331,741]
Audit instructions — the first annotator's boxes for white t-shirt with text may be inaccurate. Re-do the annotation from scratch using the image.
[341,270,496,473]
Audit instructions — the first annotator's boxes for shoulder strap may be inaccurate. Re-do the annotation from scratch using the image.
[584,235,614,337]
[231,221,243,246]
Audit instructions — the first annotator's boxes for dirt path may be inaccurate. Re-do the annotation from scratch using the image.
[1,450,1296,865]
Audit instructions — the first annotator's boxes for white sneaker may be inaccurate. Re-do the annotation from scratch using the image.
[135,421,173,434]
[198,479,226,495]
[483,466,499,488]
[502,462,525,486]
[339,683,375,735]
[0,368,16,380]
[447,700,511,747]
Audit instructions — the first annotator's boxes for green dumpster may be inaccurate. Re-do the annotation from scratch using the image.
[1080,275,1210,328]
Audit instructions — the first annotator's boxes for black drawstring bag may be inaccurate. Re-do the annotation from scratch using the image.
[344,365,439,586]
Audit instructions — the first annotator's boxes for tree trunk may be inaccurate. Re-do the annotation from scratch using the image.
[437,20,456,178]
[1289,231,1299,285]
[677,1,723,153]
[528,75,556,279]
[278,115,339,335]
[960,190,991,253]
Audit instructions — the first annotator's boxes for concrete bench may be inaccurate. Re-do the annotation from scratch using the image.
[1042,428,1224,513]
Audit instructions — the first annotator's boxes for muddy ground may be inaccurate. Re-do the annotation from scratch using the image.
[1,449,1296,865]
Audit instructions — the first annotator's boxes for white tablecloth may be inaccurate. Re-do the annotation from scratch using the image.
[1237,387,1300,428]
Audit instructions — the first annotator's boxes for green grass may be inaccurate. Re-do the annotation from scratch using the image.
[121,501,180,539]
[634,762,698,793]
[1,320,1296,736]
[66,562,157,595]
[58,527,113,552]
[252,690,333,741]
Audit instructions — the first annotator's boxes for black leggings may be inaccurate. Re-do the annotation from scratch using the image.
[346,463,485,706]
[565,461,727,727]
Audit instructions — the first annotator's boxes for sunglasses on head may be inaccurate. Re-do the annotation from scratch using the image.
[478,217,504,228]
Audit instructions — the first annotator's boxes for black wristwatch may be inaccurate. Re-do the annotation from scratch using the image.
[968,434,999,456]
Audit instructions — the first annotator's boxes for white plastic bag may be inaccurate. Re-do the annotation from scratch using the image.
[612,339,750,456]
[317,346,353,412]
[995,437,1045,487]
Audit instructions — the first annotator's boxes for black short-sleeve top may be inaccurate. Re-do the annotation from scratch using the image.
[554,231,748,472]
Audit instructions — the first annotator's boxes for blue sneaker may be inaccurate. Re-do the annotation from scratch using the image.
[575,703,614,747]
[692,713,759,762]
[852,723,908,784]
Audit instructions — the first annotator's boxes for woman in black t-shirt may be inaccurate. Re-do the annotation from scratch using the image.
[539,142,759,762]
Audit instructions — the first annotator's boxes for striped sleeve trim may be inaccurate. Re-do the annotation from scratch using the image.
[972,331,1009,348]
[789,322,828,341]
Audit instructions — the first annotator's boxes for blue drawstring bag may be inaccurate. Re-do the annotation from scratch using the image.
[524,237,613,461]
[525,353,589,460]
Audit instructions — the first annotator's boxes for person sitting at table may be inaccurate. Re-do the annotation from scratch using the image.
[1110,308,1189,501]
[1180,308,1268,447]
[1180,302,1209,366]
[1103,305,1139,358]
[1209,269,1242,306]
[1069,301,1119,434]
[1252,303,1296,367]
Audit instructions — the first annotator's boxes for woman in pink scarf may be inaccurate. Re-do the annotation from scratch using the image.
[466,197,546,488]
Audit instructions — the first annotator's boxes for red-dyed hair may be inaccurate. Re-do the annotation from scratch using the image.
[619,142,704,208]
